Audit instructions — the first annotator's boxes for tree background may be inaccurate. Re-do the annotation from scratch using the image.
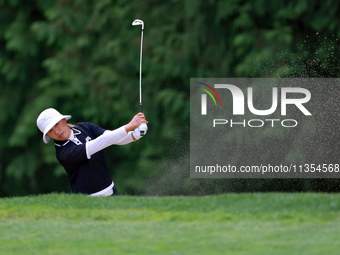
[0,0,339,196]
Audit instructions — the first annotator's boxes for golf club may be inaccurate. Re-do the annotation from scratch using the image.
[132,19,147,136]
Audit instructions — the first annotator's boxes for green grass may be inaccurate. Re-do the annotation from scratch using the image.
[0,193,340,255]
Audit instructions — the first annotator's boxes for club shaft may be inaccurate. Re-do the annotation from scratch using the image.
[139,28,144,112]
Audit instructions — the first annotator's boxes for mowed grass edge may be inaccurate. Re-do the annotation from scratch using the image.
[0,193,339,255]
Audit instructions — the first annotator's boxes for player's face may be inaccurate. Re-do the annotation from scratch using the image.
[47,118,71,141]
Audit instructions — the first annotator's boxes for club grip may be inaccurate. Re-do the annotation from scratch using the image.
[140,105,145,134]
[139,104,145,136]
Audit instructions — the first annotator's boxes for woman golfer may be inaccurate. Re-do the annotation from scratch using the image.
[37,108,148,197]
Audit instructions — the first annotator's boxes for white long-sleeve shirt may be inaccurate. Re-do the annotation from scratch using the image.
[84,126,134,159]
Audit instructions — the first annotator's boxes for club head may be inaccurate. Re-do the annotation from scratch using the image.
[132,19,144,30]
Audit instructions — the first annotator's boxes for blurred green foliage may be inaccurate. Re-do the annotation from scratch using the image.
[0,0,339,196]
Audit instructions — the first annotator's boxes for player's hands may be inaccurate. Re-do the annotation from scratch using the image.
[139,123,148,136]
[132,123,148,140]
[125,113,148,133]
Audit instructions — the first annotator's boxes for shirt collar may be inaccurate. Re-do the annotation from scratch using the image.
[55,128,82,147]
[73,128,81,136]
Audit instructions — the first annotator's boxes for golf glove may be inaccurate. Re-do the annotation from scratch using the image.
[132,123,148,140]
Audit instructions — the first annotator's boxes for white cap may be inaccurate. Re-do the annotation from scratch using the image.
[37,108,71,144]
